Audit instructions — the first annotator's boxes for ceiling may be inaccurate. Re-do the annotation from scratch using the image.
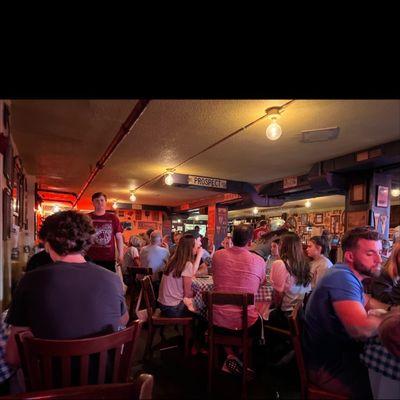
[10,99,400,209]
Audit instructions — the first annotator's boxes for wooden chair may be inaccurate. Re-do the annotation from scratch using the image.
[140,276,192,358]
[16,321,143,392]
[1,374,154,399]
[205,291,255,399]
[288,302,348,400]
[128,267,153,322]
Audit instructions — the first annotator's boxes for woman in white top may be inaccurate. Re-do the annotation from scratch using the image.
[270,233,312,327]
[306,235,333,288]
[122,235,142,272]
[158,234,204,317]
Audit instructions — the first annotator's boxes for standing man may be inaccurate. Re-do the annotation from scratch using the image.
[86,192,124,272]
[253,220,270,241]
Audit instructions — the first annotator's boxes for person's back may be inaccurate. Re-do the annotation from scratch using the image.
[8,261,125,339]
[140,236,169,282]
[212,226,265,330]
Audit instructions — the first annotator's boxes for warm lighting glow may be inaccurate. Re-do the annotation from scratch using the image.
[266,121,282,141]
[194,216,199,221]
[177,219,181,223]
[391,188,400,197]
[112,201,118,209]
[52,205,61,213]
[305,200,312,208]
[129,191,136,202]
[253,207,259,215]
[12,198,17,212]
[165,172,174,186]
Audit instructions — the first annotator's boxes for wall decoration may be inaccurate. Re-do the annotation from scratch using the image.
[380,215,388,235]
[2,188,12,240]
[300,214,308,225]
[376,185,389,208]
[330,215,341,234]
[346,210,368,230]
[350,183,367,204]
[373,212,380,231]
[314,213,323,224]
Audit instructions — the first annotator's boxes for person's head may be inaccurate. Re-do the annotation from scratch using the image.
[173,232,182,245]
[129,235,142,249]
[201,236,209,252]
[146,228,154,238]
[342,226,383,278]
[150,230,162,246]
[164,234,197,277]
[185,231,202,251]
[221,236,233,249]
[271,239,280,257]
[259,220,267,227]
[39,210,95,260]
[162,234,171,245]
[378,312,400,358]
[307,235,330,259]
[280,232,311,287]
[91,192,107,213]
[232,224,254,247]
[385,242,400,282]
[194,225,200,232]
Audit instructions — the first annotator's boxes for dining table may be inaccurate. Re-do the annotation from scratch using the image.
[191,275,272,319]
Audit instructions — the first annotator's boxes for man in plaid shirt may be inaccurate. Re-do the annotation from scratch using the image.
[0,313,14,395]
[361,312,400,399]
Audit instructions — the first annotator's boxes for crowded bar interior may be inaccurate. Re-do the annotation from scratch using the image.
[0,99,399,399]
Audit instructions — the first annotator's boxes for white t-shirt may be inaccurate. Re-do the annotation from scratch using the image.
[122,246,140,271]
[271,259,311,312]
[158,261,196,307]
[310,255,333,288]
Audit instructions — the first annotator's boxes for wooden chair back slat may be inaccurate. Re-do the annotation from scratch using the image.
[60,357,71,387]
[97,350,107,384]
[16,321,142,391]
[140,276,157,314]
[79,355,89,385]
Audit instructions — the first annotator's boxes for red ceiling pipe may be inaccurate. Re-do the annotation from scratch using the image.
[72,99,151,208]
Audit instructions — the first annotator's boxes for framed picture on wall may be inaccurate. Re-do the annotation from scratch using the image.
[376,185,389,208]
[314,213,323,224]
[301,214,308,225]
[3,188,12,240]
[350,183,367,204]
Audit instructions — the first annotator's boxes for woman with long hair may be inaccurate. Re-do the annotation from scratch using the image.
[158,234,204,317]
[306,235,333,288]
[371,241,400,304]
[270,233,312,321]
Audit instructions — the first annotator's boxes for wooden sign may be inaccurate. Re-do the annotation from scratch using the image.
[283,176,298,189]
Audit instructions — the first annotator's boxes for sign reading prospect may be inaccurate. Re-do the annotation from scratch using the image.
[188,175,227,189]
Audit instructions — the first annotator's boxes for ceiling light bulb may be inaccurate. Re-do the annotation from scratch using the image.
[165,172,174,186]
[177,219,181,223]
[253,207,259,215]
[53,205,61,213]
[391,188,400,197]
[112,201,118,209]
[266,120,282,141]
[129,192,136,202]
[195,216,199,221]
[305,200,312,208]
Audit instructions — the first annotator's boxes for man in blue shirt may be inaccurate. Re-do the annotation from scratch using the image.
[303,226,392,398]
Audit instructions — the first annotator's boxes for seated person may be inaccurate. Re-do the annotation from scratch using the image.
[269,233,311,328]
[5,210,128,367]
[122,235,142,270]
[306,235,333,289]
[158,234,204,317]
[265,239,280,283]
[302,226,391,399]
[370,241,400,305]
[212,224,266,374]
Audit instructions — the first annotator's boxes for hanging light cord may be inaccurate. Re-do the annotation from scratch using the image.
[133,99,295,192]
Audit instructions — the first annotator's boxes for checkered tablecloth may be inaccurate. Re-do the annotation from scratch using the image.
[0,310,14,383]
[192,276,272,318]
[360,336,400,381]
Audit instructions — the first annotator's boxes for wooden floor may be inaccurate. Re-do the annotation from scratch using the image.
[130,324,301,399]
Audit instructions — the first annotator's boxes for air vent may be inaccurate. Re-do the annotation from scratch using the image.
[300,127,339,143]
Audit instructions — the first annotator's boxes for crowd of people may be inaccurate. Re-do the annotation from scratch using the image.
[0,192,399,399]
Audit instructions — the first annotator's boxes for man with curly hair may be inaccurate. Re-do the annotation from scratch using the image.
[5,210,128,367]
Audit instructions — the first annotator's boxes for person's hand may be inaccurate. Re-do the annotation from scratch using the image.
[118,256,124,266]
[196,247,204,259]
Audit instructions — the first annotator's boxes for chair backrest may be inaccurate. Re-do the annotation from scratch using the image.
[140,276,157,316]
[288,301,308,399]
[206,292,254,344]
[128,268,153,321]
[130,267,153,279]
[1,374,154,400]
[16,321,143,391]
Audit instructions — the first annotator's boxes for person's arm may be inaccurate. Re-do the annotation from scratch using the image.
[192,248,204,272]
[5,325,31,368]
[270,260,288,308]
[364,293,390,311]
[115,232,124,265]
[120,311,129,326]
[333,300,382,339]
[183,276,193,298]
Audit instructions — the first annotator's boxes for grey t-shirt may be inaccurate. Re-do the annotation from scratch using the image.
[310,255,333,288]
[139,245,169,281]
[6,261,126,339]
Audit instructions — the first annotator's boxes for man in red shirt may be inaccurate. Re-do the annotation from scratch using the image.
[253,219,270,241]
[86,192,124,272]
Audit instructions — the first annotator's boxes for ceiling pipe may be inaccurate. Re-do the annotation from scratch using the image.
[72,99,151,208]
